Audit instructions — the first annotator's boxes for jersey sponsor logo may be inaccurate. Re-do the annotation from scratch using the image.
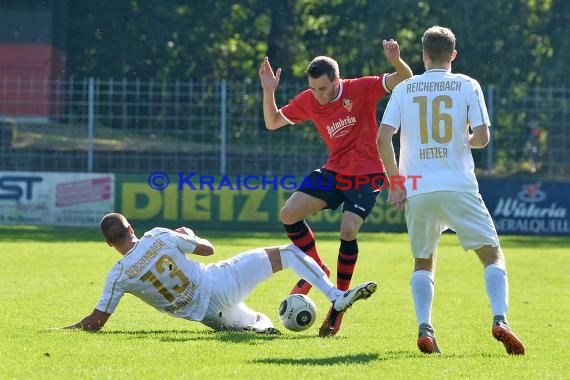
[342,98,353,112]
[326,115,356,138]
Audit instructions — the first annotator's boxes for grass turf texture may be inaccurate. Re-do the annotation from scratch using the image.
[1,226,568,379]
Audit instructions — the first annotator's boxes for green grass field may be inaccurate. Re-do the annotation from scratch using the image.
[1,226,568,379]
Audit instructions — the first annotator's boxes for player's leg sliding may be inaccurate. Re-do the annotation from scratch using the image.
[280,244,377,337]
[280,245,339,300]
[290,264,330,296]
[284,221,329,295]
[243,312,282,335]
[332,281,377,312]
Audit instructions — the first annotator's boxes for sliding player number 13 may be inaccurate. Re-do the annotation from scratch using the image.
[140,255,191,302]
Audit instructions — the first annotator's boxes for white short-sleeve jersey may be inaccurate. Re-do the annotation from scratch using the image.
[95,227,212,321]
[381,69,490,197]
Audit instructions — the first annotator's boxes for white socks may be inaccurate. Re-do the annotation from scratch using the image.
[280,245,341,301]
[410,264,508,327]
[484,263,509,318]
[411,270,434,326]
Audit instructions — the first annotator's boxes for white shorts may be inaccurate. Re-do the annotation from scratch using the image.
[405,191,500,259]
[200,248,273,331]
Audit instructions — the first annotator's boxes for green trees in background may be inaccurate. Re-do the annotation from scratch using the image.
[67,0,568,86]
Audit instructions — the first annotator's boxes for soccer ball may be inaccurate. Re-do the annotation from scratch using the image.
[278,294,317,332]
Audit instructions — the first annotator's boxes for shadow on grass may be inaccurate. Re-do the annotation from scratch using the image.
[94,329,311,343]
[251,349,478,365]
[252,352,380,366]
[50,329,512,360]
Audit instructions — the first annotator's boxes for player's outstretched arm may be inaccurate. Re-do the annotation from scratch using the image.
[62,308,111,331]
[259,56,281,92]
[190,237,215,256]
[383,39,413,91]
[259,57,288,130]
[174,227,215,256]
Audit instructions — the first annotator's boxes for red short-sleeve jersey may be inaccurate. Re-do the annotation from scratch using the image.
[279,75,389,175]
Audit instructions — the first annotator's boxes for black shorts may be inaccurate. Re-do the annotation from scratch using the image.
[297,168,386,219]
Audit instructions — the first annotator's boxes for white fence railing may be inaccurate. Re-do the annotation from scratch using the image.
[0,78,568,179]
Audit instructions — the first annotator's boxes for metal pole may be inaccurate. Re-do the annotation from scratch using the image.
[220,79,227,175]
[87,77,94,172]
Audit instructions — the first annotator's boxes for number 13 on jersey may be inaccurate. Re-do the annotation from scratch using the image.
[140,255,191,302]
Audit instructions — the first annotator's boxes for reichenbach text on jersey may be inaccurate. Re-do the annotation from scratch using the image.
[406,80,462,93]
[126,239,166,279]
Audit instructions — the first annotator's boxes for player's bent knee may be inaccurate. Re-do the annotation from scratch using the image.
[339,227,359,240]
[279,207,296,225]
[475,245,504,266]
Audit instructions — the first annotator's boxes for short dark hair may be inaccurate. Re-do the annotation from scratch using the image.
[100,213,130,245]
[306,56,339,81]
[422,26,456,64]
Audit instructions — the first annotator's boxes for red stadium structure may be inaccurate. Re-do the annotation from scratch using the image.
[0,0,66,123]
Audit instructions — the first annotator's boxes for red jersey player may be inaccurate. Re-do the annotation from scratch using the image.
[259,39,412,337]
